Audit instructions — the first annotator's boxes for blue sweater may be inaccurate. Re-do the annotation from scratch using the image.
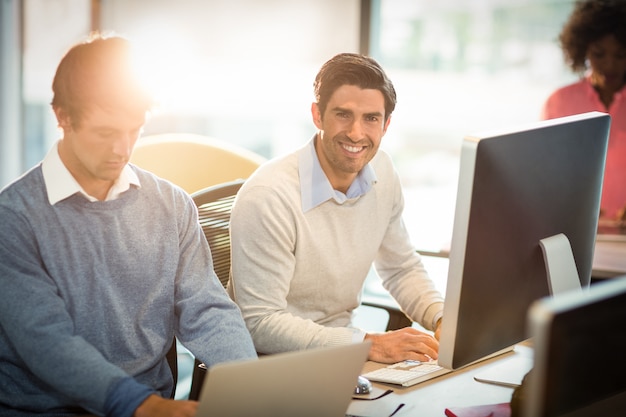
[0,165,256,416]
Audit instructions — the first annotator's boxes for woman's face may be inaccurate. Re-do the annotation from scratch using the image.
[586,34,626,94]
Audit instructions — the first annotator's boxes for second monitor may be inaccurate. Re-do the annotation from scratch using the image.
[438,112,610,370]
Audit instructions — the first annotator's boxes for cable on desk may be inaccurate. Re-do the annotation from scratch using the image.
[388,403,405,416]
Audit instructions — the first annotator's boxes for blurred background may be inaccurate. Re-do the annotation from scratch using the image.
[0,0,582,399]
[1,0,577,254]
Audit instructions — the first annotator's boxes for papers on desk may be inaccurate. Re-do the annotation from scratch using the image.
[593,220,626,277]
[597,219,626,236]
[473,355,533,388]
[594,233,626,277]
[444,402,511,417]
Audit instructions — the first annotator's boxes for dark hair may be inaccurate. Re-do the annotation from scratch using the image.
[559,0,626,73]
[313,53,397,121]
[51,33,155,128]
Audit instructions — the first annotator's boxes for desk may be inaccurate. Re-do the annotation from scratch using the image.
[415,241,626,282]
[347,344,533,417]
[592,234,626,279]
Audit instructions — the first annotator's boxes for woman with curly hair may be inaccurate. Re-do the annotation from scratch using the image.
[541,0,626,221]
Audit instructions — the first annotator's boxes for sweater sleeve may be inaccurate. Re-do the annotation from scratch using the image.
[171,193,257,366]
[229,185,358,354]
[373,169,445,331]
[104,377,154,417]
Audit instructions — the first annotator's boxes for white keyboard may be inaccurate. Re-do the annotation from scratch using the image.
[362,360,451,387]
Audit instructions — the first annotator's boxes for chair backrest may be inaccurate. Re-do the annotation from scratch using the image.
[130,133,265,194]
[191,179,245,288]
[187,179,245,400]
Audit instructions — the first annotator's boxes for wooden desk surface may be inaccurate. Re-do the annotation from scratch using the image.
[347,345,533,417]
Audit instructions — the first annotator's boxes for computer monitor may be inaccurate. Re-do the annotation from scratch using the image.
[524,276,626,417]
[438,111,611,370]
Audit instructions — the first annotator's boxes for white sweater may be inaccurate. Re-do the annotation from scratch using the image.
[229,142,444,354]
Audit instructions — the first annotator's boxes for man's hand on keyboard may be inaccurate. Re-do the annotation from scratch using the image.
[364,327,439,364]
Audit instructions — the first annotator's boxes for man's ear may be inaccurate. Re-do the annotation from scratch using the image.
[53,107,72,132]
[311,102,323,129]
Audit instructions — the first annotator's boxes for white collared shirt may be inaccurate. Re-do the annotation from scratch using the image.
[41,140,140,205]
[298,137,378,213]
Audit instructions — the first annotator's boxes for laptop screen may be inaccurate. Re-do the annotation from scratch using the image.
[195,342,370,417]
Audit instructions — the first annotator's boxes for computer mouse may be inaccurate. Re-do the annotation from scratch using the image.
[354,375,372,395]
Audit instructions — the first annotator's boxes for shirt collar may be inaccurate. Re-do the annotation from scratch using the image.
[41,140,140,205]
[298,135,377,212]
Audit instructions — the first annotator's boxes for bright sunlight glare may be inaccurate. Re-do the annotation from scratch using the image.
[130,28,209,114]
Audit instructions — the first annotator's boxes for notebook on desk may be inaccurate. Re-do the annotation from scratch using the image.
[195,341,371,417]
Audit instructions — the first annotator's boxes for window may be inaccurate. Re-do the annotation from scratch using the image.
[8,0,361,189]
[370,0,576,251]
[8,0,578,252]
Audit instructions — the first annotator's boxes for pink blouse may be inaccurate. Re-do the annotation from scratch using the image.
[541,77,626,220]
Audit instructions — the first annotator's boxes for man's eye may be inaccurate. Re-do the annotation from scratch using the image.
[98,130,116,138]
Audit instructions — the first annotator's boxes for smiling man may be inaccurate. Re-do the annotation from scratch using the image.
[229,53,444,364]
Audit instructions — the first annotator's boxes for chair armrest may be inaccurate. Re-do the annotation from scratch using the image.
[166,339,178,399]
[188,359,206,401]
[360,295,412,331]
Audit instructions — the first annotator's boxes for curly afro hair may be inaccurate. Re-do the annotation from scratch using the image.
[558,0,626,74]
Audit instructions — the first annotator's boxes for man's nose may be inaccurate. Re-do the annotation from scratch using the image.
[347,119,364,140]
[112,133,135,158]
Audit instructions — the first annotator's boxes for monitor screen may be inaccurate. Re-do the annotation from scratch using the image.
[438,112,610,370]
[524,276,626,417]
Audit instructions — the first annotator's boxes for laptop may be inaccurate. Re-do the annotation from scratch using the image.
[195,341,371,417]
[523,276,626,417]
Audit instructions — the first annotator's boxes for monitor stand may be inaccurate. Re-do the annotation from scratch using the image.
[473,234,584,388]
[539,233,584,295]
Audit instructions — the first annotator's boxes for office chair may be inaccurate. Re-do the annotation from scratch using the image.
[130,133,266,195]
[187,179,245,400]
[192,179,244,288]
[360,299,412,331]
[165,338,178,399]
